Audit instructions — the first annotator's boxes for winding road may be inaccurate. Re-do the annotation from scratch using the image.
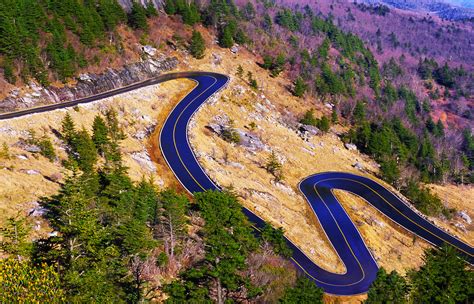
[1,71,473,295]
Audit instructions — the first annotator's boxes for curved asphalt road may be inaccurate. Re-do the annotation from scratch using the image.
[1,72,472,295]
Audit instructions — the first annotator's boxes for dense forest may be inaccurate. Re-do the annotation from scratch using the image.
[0,0,156,85]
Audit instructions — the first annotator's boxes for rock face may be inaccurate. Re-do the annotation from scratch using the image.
[0,57,178,113]
[458,211,472,224]
[117,0,163,11]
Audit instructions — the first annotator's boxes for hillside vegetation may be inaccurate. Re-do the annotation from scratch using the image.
[0,0,472,303]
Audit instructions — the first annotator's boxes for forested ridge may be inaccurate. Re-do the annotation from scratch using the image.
[0,0,156,85]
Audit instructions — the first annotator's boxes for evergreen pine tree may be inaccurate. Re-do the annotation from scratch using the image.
[144,1,158,17]
[2,59,16,84]
[158,190,189,259]
[435,120,445,137]
[365,268,408,304]
[236,64,244,78]
[242,2,256,20]
[318,116,331,133]
[92,115,109,155]
[293,77,307,97]
[331,107,338,123]
[37,136,56,162]
[189,30,206,59]
[164,0,176,15]
[280,277,323,303]
[0,216,32,259]
[72,128,98,173]
[61,113,76,145]
[128,1,148,30]
[410,245,473,303]
[353,101,366,124]
[0,142,10,160]
[220,26,234,48]
[182,3,201,25]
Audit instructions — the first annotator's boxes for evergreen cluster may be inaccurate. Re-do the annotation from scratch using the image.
[300,110,331,133]
[189,30,206,59]
[417,58,467,89]
[365,245,474,304]
[164,0,201,25]
[262,53,286,77]
[345,102,455,216]
[0,0,160,85]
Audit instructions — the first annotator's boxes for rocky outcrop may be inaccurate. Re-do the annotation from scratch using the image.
[0,57,178,113]
[117,0,163,11]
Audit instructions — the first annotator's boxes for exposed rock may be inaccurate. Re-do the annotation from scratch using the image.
[353,162,364,171]
[79,74,92,82]
[228,161,244,169]
[453,222,467,233]
[212,114,230,126]
[324,103,334,109]
[302,147,315,156]
[34,221,41,231]
[28,202,47,217]
[236,129,267,152]
[298,124,320,141]
[365,215,385,227]
[271,181,296,195]
[131,150,157,173]
[230,44,239,54]
[212,53,222,65]
[117,0,161,11]
[457,211,472,224]
[47,172,63,183]
[14,139,41,153]
[22,169,40,175]
[299,124,320,136]
[345,143,358,151]
[206,123,224,135]
[244,188,278,204]
[0,57,178,113]
[306,142,316,150]
[142,45,157,56]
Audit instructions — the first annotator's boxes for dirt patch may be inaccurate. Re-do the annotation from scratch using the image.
[147,78,197,194]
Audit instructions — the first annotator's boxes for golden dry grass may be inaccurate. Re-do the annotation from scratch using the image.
[0,79,195,235]
[181,41,473,283]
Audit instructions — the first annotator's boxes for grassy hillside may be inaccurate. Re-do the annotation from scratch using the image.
[0,1,473,302]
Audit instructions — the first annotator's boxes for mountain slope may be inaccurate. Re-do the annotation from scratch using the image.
[357,0,474,19]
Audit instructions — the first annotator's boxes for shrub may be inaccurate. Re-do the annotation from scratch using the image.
[0,259,65,303]
[266,151,284,182]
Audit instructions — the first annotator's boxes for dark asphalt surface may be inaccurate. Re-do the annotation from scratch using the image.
[2,72,472,295]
